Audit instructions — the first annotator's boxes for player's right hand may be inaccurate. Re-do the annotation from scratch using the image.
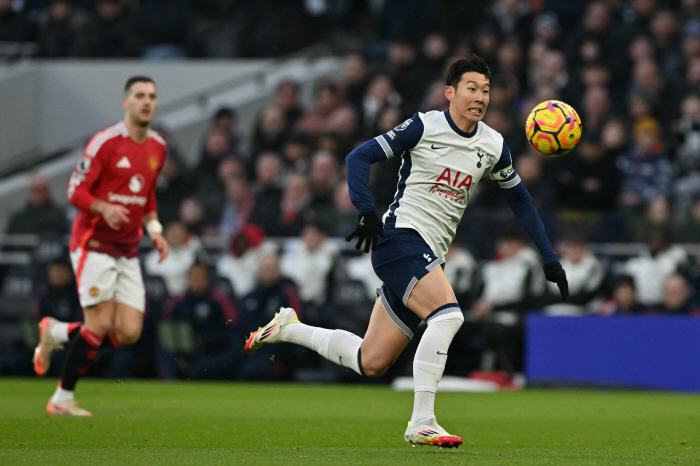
[102,203,130,230]
[345,211,385,253]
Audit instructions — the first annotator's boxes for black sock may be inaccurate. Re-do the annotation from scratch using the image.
[59,327,102,391]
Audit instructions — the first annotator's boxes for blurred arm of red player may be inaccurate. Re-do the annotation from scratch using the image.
[143,211,168,263]
[143,182,168,263]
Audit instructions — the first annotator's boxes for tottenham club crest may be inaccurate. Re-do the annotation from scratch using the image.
[394,118,413,131]
[476,151,485,168]
[129,174,145,193]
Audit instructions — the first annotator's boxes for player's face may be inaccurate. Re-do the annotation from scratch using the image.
[123,82,157,127]
[446,72,490,129]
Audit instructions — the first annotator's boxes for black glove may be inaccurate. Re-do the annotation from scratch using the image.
[544,262,569,301]
[345,211,385,253]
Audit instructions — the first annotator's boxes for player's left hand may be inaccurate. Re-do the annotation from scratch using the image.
[151,233,169,263]
[345,211,385,253]
[543,262,569,301]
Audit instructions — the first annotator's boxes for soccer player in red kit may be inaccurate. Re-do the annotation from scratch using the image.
[33,76,169,416]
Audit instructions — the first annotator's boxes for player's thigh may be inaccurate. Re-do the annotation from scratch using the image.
[70,247,119,311]
[112,302,144,345]
[405,266,457,321]
[361,297,410,377]
[113,256,146,313]
[112,256,146,345]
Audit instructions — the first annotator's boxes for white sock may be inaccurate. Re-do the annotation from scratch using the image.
[410,307,464,427]
[50,386,74,404]
[50,321,70,344]
[282,323,363,375]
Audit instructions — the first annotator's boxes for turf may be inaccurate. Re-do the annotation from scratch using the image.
[0,378,698,465]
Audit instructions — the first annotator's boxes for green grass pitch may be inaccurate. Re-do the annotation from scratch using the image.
[0,378,698,465]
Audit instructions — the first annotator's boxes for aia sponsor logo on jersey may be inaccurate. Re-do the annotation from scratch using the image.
[429,168,471,203]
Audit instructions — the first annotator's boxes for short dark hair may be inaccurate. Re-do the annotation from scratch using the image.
[445,54,491,88]
[124,76,155,93]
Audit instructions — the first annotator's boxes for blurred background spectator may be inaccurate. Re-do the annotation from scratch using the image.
[5,175,68,238]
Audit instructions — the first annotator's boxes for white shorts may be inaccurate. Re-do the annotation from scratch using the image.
[70,248,146,312]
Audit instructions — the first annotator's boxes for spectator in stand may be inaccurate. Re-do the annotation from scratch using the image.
[654,273,700,316]
[34,258,81,324]
[580,86,611,137]
[544,235,605,315]
[671,93,700,219]
[251,106,289,159]
[218,176,255,238]
[471,229,546,374]
[296,80,357,137]
[6,175,68,238]
[238,253,303,380]
[343,52,369,113]
[153,127,189,225]
[623,227,689,307]
[0,0,32,42]
[554,138,621,211]
[443,244,482,311]
[315,181,356,238]
[84,0,136,57]
[178,197,208,236]
[204,107,240,154]
[624,196,673,242]
[598,275,646,315]
[651,9,682,82]
[361,74,402,134]
[160,263,239,379]
[216,224,277,299]
[37,0,92,57]
[309,150,338,211]
[190,128,237,225]
[274,81,303,128]
[618,116,673,210]
[281,130,313,175]
[144,221,208,297]
[675,196,700,243]
[32,258,82,376]
[280,221,338,312]
[247,152,283,236]
[277,173,315,237]
[419,79,450,112]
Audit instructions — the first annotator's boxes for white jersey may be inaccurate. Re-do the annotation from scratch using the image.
[372,110,520,258]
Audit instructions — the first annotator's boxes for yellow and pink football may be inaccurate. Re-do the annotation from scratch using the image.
[525,100,582,157]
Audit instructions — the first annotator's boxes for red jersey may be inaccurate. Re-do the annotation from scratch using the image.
[68,121,166,258]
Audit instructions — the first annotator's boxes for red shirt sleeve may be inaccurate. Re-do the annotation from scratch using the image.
[144,144,166,215]
[144,179,157,215]
[67,143,106,213]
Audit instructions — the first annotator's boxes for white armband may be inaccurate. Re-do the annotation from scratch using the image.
[146,219,163,236]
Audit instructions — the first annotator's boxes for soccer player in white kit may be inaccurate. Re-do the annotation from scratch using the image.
[245,55,569,448]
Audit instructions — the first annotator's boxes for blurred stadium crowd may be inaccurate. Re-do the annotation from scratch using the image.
[3,0,700,383]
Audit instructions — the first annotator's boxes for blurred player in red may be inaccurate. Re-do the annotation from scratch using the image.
[33,76,169,416]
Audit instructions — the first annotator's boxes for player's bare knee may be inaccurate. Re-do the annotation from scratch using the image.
[361,358,392,378]
[114,327,141,346]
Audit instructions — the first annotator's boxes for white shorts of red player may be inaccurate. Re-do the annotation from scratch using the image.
[70,248,146,312]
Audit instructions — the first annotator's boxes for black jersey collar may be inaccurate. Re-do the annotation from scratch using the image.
[444,110,478,138]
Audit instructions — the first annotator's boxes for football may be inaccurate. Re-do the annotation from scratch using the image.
[525,100,582,157]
